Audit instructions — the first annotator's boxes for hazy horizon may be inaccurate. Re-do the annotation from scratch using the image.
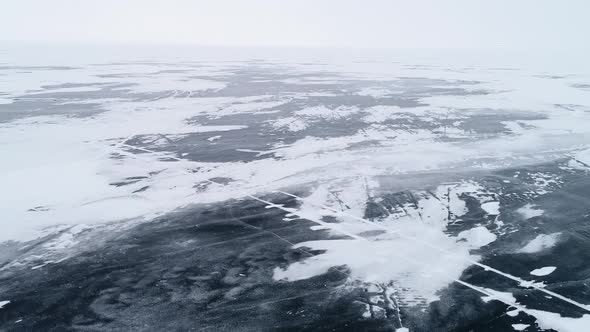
[2,0,590,51]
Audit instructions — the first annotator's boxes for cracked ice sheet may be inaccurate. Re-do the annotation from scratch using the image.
[273,179,493,307]
[3,51,590,248]
[1,105,581,245]
[2,50,590,331]
[530,266,557,276]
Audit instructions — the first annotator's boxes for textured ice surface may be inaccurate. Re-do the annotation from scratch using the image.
[2,46,590,331]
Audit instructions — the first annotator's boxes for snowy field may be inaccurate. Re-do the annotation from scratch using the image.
[1,45,590,331]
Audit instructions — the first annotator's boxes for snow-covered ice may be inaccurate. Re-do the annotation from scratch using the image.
[530,266,557,276]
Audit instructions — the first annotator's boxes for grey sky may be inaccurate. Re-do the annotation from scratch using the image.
[2,0,588,50]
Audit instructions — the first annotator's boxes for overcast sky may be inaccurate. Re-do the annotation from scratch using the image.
[2,0,588,50]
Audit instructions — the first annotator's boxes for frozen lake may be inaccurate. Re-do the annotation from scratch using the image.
[1,45,590,331]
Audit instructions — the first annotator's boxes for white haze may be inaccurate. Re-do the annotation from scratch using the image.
[1,0,590,51]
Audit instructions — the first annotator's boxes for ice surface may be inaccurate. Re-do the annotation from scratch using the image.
[2,46,590,330]
[3,52,590,243]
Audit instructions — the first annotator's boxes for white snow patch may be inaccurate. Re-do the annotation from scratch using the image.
[570,148,590,169]
[511,323,529,331]
[530,266,556,276]
[517,204,544,219]
[273,236,473,306]
[0,301,9,309]
[207,135,222,142]
[361,303,372,318]
[517,233,561,254]
[457,226,497,248]
[481,201,500,215]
